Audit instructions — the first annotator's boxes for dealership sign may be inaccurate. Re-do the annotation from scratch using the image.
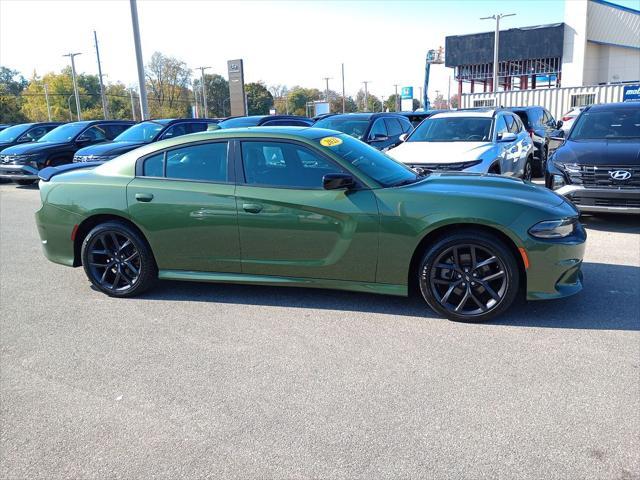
[623,85,640,102]
[401,86,414,111]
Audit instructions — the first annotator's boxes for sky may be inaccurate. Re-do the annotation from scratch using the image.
[1,0,639,102]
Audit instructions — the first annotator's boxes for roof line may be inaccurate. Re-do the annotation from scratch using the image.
[590,0,640,15]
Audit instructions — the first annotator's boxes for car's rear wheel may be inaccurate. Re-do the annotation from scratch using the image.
[81,221,157,297]
[523,157,533,181]
[14,179,37,186]
[418,232,520,322]
[534,145,547,178]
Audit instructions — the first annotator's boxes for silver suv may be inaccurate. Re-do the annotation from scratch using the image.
[387,109,534,179]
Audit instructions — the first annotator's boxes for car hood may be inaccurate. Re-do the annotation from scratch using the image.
[388,141,493,164]
[0,141,68,155]
[75,141,144,156]
[554,139,640,166]
[404,172,567,209]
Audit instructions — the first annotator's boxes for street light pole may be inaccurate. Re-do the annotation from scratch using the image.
[63,52,82,120]
[362,81,370,112]
[197,66,211,118]
[67,94,74,121]
[93,31,109,119]
[480,13,515,93]
[129,88,136,121]
[130,0,149,120]
[322,76,332,104]
[43,83,52,121]
[393,84,399,112]
[341,63,345,113]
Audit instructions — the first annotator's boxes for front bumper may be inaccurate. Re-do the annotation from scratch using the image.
[0,164,39,180]
[555,185,640,214]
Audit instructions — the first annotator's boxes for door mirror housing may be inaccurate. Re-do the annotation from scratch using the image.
[556,120,563,129]
[323,173,355,190]
[399,133,409,142]
[17,135,34,143]
[76,134,92,144]
[550,136,566,144]
[369,133,389,143]
[498,132,517,142]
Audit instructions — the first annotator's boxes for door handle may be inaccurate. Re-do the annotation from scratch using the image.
[135,193,154,202]
[242,203,263,213]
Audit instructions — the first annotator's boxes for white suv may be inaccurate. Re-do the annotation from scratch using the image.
[387,109,534,180]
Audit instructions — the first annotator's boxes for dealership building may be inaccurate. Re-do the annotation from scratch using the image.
[446,0,639,116]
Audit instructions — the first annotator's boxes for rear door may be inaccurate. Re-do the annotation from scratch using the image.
[384,118,405,147]
[126,140,240,273]
[367,118,393,150]
[235,139,379,281]
[543,109,564,152]
[494,115,515,175]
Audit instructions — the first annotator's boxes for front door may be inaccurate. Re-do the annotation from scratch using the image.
[127,140,241,272]
[235,140,379,282]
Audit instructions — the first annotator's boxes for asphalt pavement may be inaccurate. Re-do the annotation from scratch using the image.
[1,183,639,479]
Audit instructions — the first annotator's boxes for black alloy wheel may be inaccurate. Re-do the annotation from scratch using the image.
[419,232,519,322]
[534,145,548,178]
[523,158,533,181]
[81,221,156,297]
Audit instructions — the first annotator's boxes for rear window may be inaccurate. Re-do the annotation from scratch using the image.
[569,107,640,140]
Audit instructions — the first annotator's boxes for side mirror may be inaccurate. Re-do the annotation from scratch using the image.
[556,120,563,129]
[550,136,566,144]
[76,134,91,144]
[399,133,409,142]
[498,132,517,142]
[323,173,355,190]
[17,135,33,143]
[369,133,389,142]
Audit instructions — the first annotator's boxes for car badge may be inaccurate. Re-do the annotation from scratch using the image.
[609,170,632,181]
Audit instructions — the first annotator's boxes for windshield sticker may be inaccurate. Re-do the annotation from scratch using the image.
[320,136,343,147]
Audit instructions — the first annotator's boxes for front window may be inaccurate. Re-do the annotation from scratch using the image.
[0,124,30,142]
[317,134,417,187]
[569,107,640,140]
[313,117,371,141]
[39,123,88,142]
[407,117,492,142]
[115,121,166,143]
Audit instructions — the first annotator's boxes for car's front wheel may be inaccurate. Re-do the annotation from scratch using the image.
[81,221,157,297]
[418,232,520,322]
[523,157,533,181]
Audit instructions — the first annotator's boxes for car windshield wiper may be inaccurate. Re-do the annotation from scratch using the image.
[390,174,423,187]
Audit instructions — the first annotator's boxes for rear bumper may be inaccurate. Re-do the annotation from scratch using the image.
[0,164,39,180]
[555,185,640,214]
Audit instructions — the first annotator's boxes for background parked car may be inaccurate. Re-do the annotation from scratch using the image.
[508,106,565,176]
[0,122,63,151]
[0,120,133,184]
[398,109,448,128]
[73,118,220,163]
[0,124,13,132]
[545,102,640,214]
[313,113,413,150]
[388,109,534,179]
[560,106,589,133]
[218,115,313,128]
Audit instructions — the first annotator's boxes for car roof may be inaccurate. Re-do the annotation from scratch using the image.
[588,102,639,111]
[430,110,496,119]
[508,106,543,112]
[320,113,373,120]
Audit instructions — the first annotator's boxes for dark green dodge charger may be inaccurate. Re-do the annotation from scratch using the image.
[35,127,586,322]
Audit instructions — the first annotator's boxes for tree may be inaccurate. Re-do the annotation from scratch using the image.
[356,89,382,112]
[105,83,134,120]
[432,93,448,110]
[449,93,460,109]
[286,86,321,116]
[0,67,28,123]
[385,94,401,112]
[145,52,192,118]
[194,73,229,118]
[245,82,273,115]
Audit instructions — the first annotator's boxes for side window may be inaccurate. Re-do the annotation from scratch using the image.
[513,115,524,132]
[399,118,413,133]
[368,119,387,140]
[161,123,190,139]
[165,142,228,182]
[544,110,555,126]
[532,109,544,126]
[81,125,108,142]
[494,116,508,138]
[20,126,47,141]
[189,123,208,133]
[143,152,164,177]
[241,141,344,188]
[104,124,130,139]
[507,115,520,133]
[384,118,403,136]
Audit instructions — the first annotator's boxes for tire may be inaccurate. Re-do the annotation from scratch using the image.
[14,179,37,185]
[81,221,157,297]
[533,145,547,178]
[522,157,533,181]
[418,231,520,322]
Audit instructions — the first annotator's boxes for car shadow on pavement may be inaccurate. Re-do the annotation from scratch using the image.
[136,261,639,331]
[581,214,640,234]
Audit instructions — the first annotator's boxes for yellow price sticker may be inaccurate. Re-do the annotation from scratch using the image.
[320,136,343,147]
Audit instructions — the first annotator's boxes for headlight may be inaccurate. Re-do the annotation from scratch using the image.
[551,174,565,190]
[529,218,577,239]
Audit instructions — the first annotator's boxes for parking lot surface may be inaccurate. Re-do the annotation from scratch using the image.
[1,183,639,479]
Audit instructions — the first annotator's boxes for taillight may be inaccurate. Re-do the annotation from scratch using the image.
[562,116,572,122]
[527,128,534,139]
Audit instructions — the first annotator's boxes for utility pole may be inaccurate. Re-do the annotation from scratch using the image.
[129,88,136,121]
[362,81,370,112]
[418,86,423,109]
[393,84,399,112]
[341,63,345,113]
[193,82,200,118]
[63,52,82,120]
[322,76,332,104]
[480,13,515,93]
[93,31,108,119]
[43,83,52,121]
[130,0,149,119]
[197,66,210,118]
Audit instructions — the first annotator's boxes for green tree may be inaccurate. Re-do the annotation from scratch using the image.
[105,83,134,120]
[356,89,382,112]
[385,93,401,112]
[246,82,273,115]
[194,73,229,118]
[0,67,28,122]
[286,86,321,116]
[145,52,192,118]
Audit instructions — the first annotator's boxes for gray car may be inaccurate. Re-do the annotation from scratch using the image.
[387,108,535,180]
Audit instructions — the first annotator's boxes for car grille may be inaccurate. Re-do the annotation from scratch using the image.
[567,165,640,189]
[572,197,640,208]
[408,162,474,173]
[0,155,25,164]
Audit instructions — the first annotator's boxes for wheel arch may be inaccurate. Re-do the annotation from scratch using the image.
[73,213,149,267]
[407,222,527,295]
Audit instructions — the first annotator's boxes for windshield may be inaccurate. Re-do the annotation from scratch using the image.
[569,107,640,140]
[39,123,87,143]
[313,117,370,140]
[0,124,30,142]
[114,121,165,142]
[219,117,262,128]
[318,134,418,187]
[408,117,492,142]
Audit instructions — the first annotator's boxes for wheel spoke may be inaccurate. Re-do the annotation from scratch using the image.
[469,290,487,312]
[435,263,456,271]
[455,288,470,312]
[118,239,132,252]
[111,271,122,289]
[124,261,139,276]
[120,270,133,286]
[470,246,477,269]
[474,256,497,270]
[124,251,139,262]
[482,270,505,282]
[109,233,121,251]
[100,267,110,283]
[479,281,501,301]
[453,247,461,269]
[440,281,460,304]
[91,249,109,256]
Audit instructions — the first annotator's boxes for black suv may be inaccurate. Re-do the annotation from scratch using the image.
[313,113,413,150]
[0,122,63,151]
[546,102,640,214]
[218,115,313,128]
[398,110,447,128]
[0,120,133,184]
[73,118,220,163]
[508,106,565,176]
